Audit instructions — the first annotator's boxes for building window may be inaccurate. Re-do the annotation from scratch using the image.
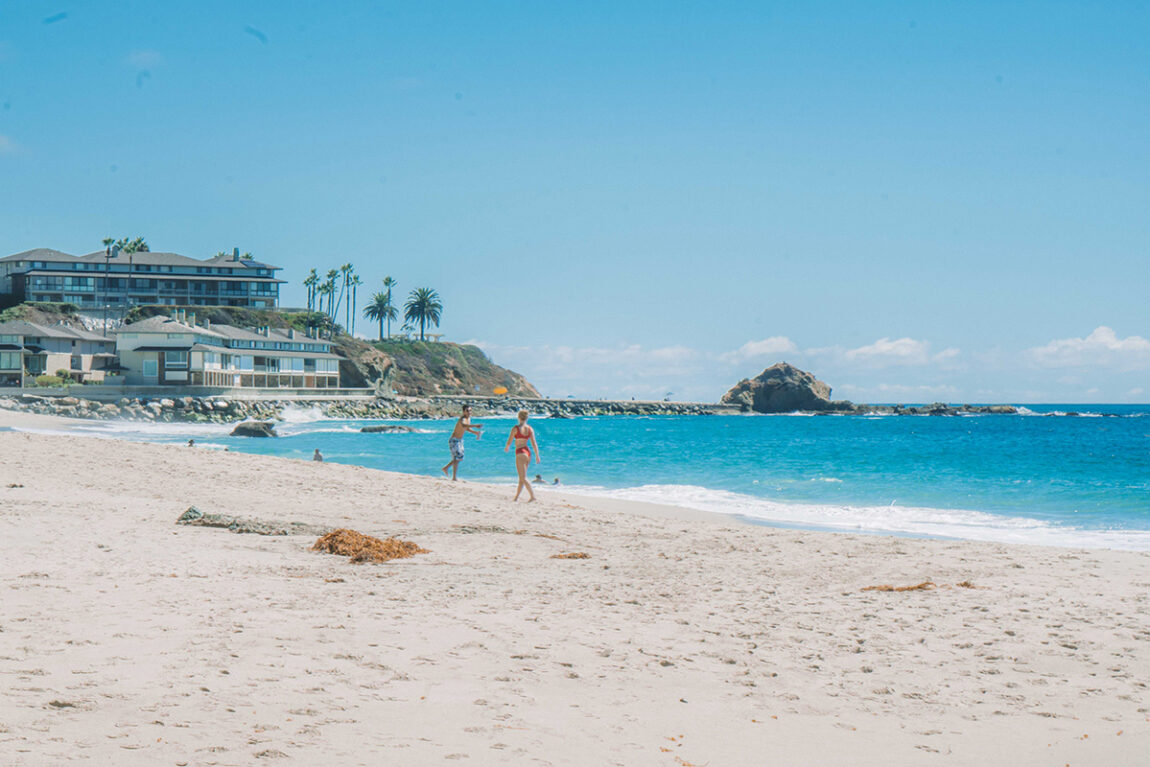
[143,359,158,377]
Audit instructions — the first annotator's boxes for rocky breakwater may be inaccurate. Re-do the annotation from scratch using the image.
[0,393,287,423]
[425,395,731,417]
[721,363,1018,415]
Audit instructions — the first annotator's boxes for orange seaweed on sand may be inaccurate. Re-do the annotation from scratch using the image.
[312,529,428,564]
[551,552,590,559]
[861,581,936,592]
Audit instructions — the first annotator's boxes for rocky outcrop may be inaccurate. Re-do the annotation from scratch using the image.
[721,362,855,413]
[362,340,540,398]
[230,421,278,438]
[360,424,415,433]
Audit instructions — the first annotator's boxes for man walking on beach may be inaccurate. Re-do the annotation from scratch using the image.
[442,405,483,481]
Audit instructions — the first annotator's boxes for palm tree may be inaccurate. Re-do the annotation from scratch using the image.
[381,276,397,339]
[404,287,442,341]
[363,292,397,341]
[102,237,115,255]
[324,269,340,321]
[334,263,353,326]
[349,273,362,335]
[116,236,149,253]
[303,269,319,313]
[317,280,334,318]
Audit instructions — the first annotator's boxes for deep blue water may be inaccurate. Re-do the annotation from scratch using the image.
[49,404,1150,550]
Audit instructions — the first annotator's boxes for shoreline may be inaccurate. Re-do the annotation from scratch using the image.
[6,409,1149,553]
[2,423,1148,764]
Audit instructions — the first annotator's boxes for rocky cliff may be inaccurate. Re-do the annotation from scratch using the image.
[342,338,540,397]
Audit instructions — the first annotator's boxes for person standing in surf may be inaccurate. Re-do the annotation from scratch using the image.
[442,405,483,481]
[505,409,540,501]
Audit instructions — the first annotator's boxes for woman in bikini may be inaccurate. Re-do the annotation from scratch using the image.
[504,409,540,502]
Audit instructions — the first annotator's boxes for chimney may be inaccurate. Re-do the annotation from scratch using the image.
[189,312,196,327]
[261,326,269,336]
[233,247,240,262]
[204,318,211,330]
[288,328,295,339]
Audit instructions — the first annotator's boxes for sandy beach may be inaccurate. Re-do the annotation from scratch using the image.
[1,411,1148,765]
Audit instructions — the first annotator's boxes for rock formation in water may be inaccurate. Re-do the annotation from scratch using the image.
[230,420,278,437]
[721,362,855,413]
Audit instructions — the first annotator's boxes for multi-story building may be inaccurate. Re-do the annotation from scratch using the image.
[0,248,283,309]
[115,312,341,388]
[0,320,117,385]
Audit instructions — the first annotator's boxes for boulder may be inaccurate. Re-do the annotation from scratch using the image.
[720,362,856,414]
[360,424,415,433]
[230,420,278,438]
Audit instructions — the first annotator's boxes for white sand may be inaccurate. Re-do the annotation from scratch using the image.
[1,412,1149,765]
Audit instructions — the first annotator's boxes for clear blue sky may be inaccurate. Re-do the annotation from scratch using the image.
[2,1,1147,402]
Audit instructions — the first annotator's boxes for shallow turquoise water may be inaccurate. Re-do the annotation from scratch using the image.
[56,404,1150,549]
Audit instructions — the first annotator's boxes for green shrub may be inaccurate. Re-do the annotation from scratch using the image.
[35,374,64,387]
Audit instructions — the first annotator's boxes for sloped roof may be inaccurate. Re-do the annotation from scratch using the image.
[0,319,102,340]
[77,250,280,270]
[0,248,77,262]
[2,248,278,271]
[117,315,225,339]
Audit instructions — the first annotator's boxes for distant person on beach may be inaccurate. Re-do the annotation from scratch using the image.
[553,477,560,485]
[534,474,543,482]
[442,405,483,481]
[505,409,540,502]
[313,449,323,462]
[187,439,195,447]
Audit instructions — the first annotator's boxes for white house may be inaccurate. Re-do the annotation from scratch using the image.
[115,312,341,388]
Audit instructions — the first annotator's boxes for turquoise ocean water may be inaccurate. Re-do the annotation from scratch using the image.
[41,405,1150,550]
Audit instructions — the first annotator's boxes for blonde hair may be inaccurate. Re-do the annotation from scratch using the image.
[517,409,529,421]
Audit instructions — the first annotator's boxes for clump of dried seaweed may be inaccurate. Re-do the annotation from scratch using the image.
[861,581,936,592]
[312,529,428,564]
[551,552,590,560]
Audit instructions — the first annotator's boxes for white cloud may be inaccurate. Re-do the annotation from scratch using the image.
[0,134,15,154]
[1027,327,1150,369]
[932,347,961,365]
[466,340,707,398]
[126,49,163,68]
[1129,387,1144,397]
[843,337,931,365]
[718,336,797,364]
[837,382,958,399]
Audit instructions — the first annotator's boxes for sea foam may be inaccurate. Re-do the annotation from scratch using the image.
[561,483,1150,551]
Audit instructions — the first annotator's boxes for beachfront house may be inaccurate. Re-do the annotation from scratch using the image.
[115,312,341,388]
[0,248,283,310]
[0,320,118,385]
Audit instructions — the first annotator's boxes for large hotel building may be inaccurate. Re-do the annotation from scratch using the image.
[0,248,283,309]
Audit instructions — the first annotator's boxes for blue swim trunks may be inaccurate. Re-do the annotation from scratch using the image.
[449,437,465,461]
